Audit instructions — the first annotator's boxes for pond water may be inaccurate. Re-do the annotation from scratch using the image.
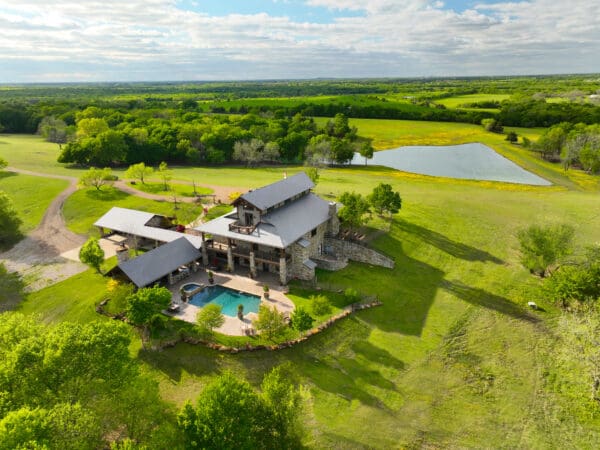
[351,143,551,186]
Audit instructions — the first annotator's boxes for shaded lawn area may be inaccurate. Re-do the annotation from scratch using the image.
[0,171,68,233]
[63,187,204,235]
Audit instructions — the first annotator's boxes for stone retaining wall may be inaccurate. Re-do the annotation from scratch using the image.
[97,297,382,353]
[313,256,348,271]
[325,237,395,269]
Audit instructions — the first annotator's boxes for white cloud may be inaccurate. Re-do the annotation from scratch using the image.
[0,0,598,82]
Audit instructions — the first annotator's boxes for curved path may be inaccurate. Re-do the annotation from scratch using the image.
[1,167,244,291]
[1,169,88,291]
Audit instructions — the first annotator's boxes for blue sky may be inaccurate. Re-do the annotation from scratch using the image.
[0,0,598,82]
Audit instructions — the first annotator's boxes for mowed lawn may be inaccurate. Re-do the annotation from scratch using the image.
[0,171,68,233]
[19,165,600,448]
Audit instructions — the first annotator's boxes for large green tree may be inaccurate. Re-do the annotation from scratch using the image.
[517,223,575,277]
[338,191,370,231]
[79,167,114,191]
[368,183,402,218]
[126,286,171,343]
[196,303,224,333]
[125,162,153,184]
[79,238,105,272]
[253,305,288,341]
[177,370,301,449]
[0,313,170,447]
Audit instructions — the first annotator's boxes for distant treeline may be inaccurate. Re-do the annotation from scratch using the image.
[33,105,364,167]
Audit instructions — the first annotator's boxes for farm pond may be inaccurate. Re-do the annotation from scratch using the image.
[352,143,551,186]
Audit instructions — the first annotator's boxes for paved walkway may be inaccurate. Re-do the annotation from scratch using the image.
[166,269,294,336]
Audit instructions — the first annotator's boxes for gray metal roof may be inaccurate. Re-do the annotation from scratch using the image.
[118,237,201,288]
[196,193,333,249]
[236,172,314,211]
[94,206,202,248]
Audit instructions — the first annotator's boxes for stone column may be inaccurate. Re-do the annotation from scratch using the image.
[279,256,287,285]
[249,252,256,278]
[201,241,209,266]
[227,247,234,272]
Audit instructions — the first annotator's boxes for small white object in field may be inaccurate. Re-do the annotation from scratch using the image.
[527,302,538,310]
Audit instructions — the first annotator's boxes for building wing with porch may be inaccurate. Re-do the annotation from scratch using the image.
[195,172,340,284]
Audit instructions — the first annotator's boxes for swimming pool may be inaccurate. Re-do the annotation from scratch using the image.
[188,285,261,317]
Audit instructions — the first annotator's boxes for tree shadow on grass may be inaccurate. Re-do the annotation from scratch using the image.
[395,219,504,264]
[85,187,129,202]
[0,171,18,181]
[440,279,540,324]
[351,341,405,371]
[137,343,224,383]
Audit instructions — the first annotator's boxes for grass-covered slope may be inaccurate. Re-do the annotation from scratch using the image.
[18,165,600,448]
[0,171,68,233]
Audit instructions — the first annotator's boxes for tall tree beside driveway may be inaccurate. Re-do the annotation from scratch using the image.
[79,238,105,272]
[125,162,153,184]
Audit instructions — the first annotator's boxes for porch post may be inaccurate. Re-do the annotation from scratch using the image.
[279,249,287,285]
[227,238,235,271]
[201,233,208,266]
[249,252,256,278]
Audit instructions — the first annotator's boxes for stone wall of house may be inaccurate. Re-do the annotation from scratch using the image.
[289,242,313,281]
[288,221,330,281]
[324,237,395,269]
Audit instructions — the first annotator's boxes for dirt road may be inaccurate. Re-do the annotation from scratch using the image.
[1,167,246,291]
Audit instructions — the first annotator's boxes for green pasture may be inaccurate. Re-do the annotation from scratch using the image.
[17,162,600,448]
[63,187,204,235]
[0,171,68,233]
[435,93,511,109]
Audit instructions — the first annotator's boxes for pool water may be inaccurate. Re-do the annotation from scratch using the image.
[189,285,261,317]
[351,143,551,186]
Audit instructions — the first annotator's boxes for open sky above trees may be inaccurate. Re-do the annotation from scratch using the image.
[0,0,599,82]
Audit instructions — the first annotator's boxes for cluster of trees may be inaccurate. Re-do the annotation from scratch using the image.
[177,367,302,449]
[0,312,305,448]
[529,122,600,173]
[338,183,402,231]
[518,223,600,308]
[0,313,174,448]
[498,98,600,127]
[53,106,360,167]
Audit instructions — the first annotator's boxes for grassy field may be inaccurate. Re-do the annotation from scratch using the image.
[63,187,204,235]
[17,162,600,448]
[0,171,68,233]
[435,93,511,110]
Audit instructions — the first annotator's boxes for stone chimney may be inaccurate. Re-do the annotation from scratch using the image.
[328,202,340,236]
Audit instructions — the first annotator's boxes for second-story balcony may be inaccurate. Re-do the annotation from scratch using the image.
[207,241,290,264]
[228,221,257,235]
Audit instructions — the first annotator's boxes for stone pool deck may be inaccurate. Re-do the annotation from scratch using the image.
[165,269,294,336]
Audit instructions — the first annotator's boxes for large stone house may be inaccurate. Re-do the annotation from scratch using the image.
[195,172,340,284]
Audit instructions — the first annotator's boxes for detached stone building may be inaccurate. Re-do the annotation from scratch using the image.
[195,172,340,284]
